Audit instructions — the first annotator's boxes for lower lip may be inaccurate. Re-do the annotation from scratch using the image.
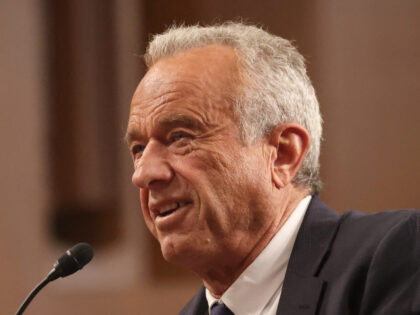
[154,203,192,230]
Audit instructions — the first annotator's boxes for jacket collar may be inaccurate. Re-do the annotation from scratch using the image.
[276,195,342,314]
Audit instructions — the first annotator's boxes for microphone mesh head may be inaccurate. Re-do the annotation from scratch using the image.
[51,242,94,279]
[69,242,94,267]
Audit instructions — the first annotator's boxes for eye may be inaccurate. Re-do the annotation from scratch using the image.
[170,131,190,142]
[131,144,145,156]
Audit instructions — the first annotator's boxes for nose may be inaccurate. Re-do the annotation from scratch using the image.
[131,140,174,189]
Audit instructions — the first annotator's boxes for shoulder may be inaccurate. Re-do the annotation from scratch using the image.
[344,207,420,224]
[303,196,419,255]
[329,208,420,262]
[318,207,420,313]
[338,208,420,243]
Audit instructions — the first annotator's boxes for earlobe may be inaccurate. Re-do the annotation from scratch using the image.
[269,123,310,189]
[272,171,285,189]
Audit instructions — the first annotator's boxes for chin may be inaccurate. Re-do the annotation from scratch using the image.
[159,235,201,268]
[160,241,177,262]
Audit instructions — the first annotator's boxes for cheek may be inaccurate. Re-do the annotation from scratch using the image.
[217,148,271,212]
[171,150,234,214]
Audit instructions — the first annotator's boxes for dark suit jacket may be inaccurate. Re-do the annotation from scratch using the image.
[179,196,420,315]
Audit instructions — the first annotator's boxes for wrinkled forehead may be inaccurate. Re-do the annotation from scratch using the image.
[131,44,241,111]
[148,44,240,82]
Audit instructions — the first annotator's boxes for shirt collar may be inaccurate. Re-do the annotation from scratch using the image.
[206,195,311,315]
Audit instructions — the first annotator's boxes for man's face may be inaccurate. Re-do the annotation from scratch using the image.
[126,45,276,271]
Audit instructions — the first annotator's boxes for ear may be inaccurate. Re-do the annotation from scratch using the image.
[268,123,310,189]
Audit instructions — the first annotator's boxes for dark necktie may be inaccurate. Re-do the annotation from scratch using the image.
[211,303,234,315]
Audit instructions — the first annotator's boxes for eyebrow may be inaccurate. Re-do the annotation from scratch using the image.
[124,114,199,146]
[156,114,198,128]
[124,129,140,147]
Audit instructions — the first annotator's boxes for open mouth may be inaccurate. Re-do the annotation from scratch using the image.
[158,201,190,217]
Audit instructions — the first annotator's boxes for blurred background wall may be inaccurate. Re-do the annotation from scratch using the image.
[1,0,419,314]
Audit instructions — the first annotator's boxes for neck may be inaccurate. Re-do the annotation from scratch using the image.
[201,186,309,296]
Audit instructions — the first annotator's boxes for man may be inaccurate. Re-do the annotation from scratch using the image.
[126,23,420,315]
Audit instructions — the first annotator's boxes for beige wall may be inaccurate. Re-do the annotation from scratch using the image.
[0,1,419,314]
[0,0,51,312]
[316,1,420,212]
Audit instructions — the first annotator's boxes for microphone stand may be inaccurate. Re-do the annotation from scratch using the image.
[16,273,55,315]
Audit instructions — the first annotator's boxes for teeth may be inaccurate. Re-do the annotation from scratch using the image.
[155,201,191,216]
[159,202,179,215]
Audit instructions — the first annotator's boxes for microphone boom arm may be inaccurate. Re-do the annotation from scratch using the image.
[16,273,54,315]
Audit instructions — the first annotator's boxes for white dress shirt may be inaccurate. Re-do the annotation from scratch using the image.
[205,195,312,315]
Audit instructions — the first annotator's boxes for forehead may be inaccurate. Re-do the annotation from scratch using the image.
[141,44,240,91]
[127,45,240,138]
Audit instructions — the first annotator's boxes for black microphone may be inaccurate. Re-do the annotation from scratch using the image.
[16,243,94,315]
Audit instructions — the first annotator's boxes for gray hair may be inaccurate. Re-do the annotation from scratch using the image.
[145,22,323,193]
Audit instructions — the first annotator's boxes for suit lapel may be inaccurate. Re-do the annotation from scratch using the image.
[276,196,342,315]
[178,286,208,315]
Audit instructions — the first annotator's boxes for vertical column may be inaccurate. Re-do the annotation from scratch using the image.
[47,0,120,246]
